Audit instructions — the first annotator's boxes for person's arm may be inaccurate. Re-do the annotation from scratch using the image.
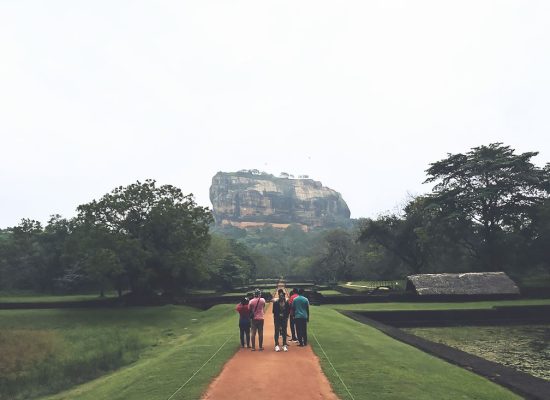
[306,301,310,322]
[236,304,241,312]
[248,299,254,315]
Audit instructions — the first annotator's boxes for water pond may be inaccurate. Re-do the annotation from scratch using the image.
[404,324,550,381]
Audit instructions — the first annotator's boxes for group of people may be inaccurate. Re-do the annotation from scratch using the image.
[235,287,310,352]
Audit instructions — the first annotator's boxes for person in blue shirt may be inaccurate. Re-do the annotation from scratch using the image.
[291,288,310,346]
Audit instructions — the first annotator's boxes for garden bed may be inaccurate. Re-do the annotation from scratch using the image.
[341,306,550,400]
[405,324,550,381]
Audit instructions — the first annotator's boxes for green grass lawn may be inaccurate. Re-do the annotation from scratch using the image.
[0,292,117,303]
[221,291,251,297]
[309,306,521,400]
[185,289,219,295]
[0,305,238,400]
[520,275,550,288]
[317,289,348,296]
[3,298,547,400]
[328,298,550,311]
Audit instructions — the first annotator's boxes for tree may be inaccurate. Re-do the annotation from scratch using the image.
[76,180,213,294]
[311,229,357,283]
[84,248,124,297]
[424,143,550,271]
[201,234,258,289]
[2,219,44,290]
[359,214,426,274]
[39,215,73,292]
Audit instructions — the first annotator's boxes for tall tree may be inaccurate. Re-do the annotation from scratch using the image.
[76,180,213,294]
[39,215,72,292]
[359,214,426,274]
[2,219,44,290]
[424,143,550,271]
[311,229,356,283]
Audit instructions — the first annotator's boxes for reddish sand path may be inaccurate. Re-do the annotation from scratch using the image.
[201,286,339,399]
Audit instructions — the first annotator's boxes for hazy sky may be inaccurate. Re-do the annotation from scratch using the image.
[1,1,549,228]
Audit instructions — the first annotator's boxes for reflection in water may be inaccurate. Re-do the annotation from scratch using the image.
[405,325,550,381]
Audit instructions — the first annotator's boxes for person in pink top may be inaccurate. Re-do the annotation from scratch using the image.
[248,288,266,351]
[235,297,251,348]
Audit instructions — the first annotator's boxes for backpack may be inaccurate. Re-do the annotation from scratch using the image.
[250,297,262,320]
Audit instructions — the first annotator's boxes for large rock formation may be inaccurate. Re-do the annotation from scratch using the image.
[210,171,351,230]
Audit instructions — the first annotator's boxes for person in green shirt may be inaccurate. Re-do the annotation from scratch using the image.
[291,288,309,346]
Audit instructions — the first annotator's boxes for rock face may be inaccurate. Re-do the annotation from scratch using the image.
[210,171,351,230]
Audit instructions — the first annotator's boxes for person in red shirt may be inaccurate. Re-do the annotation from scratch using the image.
[235,297,251,348]
[288,288,299,342]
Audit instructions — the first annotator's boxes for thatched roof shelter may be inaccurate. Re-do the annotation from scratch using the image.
[406,272,520,296]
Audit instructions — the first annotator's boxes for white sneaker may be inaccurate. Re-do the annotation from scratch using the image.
[275,345,280,352]
[283,345,288,352]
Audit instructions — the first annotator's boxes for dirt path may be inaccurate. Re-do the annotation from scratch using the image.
[201,286,339,399]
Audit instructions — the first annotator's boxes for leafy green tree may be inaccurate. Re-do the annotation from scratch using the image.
[359,214,426,274]
[202,234,257,289]
[2,219,44,290]
[0,229,10,289]
[425,143,550,271]
[308,229,364,283]
[76,180,213,294]
[83,248,124,297]
[512,199,550,277]
[39,215,73,292]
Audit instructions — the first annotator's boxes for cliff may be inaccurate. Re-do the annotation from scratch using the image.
[209,171,351,230]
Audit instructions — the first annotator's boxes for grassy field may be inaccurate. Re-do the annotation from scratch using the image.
[519,274,550,288]
[221,291,251,297]
[185,289,219,295]
[3,298,547,399]
[309,306,521,400]
[0,292,117,303]
[0,305,238,400]
[317,289,348,296]
[328,298,550,311]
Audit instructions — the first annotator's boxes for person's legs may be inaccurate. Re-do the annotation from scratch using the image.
[290,315,297,340]
[251,320,257,350]
[258,319,264,349]
[303,321,308,346]
[296,318,305,345]
[274,319,280,346]
[281,318,287,346]
[245,325,250,347]
[239,324,245,347]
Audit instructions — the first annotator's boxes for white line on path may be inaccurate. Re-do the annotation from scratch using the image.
[166,335,232,400]
[311,330,356,400]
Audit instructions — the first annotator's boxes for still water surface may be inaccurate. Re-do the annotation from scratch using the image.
[405,324,550,381]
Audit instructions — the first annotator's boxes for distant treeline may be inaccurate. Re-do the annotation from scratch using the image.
[218,143,550,285]
[1,143,549,296]
[0,180,257,296]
